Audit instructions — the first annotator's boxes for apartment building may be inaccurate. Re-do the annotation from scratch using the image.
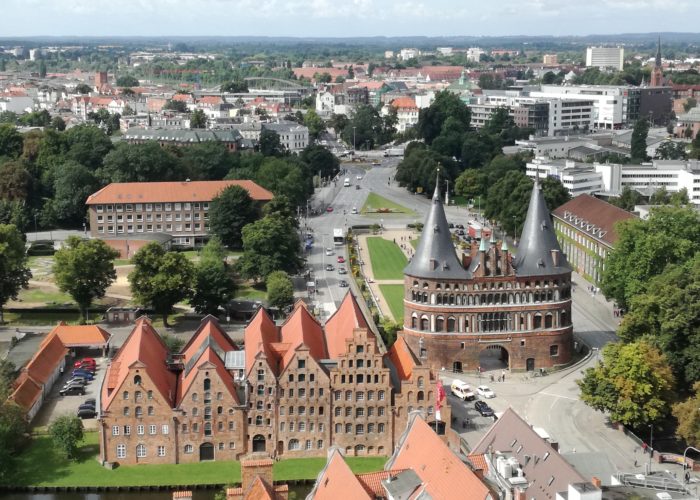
[99,293,447,465]
[123,129,242,151]
[85,180,273,248]
[585,46,624,70]
[527,157,606,196]
[543,54,558,65]
[263,122,310,152]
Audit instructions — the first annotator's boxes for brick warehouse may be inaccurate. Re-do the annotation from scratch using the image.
[100,294,450,465]
[400,175,574,374]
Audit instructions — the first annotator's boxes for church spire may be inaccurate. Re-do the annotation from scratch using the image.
[512,181,568,276]
[655,36,662,68]
[404,169,470,280]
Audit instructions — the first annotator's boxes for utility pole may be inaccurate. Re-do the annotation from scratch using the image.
[648,424,654,473]
[352,126,356,152]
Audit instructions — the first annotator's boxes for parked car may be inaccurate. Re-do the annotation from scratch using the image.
[356,175,363,180]
[339,280,348,288]
[60,385,85,396]
[337,256,345,263]
[474,400,495,417]
[326,206,334,212]
[476,385,495,398]
[77,407,97,419]
[325,264,334,271]
[71,370,94,380]
[73,364,95,374]
[325,248,334,256]
[78,402,96,412]
[351,207,358,214]
[450,380,476,401]
[80,357,97,365]
[83,398,96,407]
[74,359,96,369]
[65,378,87,387]
[338,267,347,275]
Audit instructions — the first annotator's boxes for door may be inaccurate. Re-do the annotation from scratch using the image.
[526,358,535,372]
[199,442,214,461]
[252,434,266,452]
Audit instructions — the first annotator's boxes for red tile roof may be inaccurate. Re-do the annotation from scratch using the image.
[25,334,67,386]
[467,453,488,472]
[324,293,369,359]
[388,416,490,500]
[10,374,42,412]
[172,93,194,102]
[279,301,327,369]
[390,97,418,110]
[49,323,111,347]
[181,316,237,359]
[311,449,372,500]
[178,346,239,404]
[386,337,417,381]
[86,180,273,205]
[102,318,176,410]
[198,95,224,106]
[551,194,636,246]
[356,469,407,497]
[244,307,280,376]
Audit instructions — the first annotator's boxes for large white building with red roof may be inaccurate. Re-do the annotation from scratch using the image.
[99,292,450,465]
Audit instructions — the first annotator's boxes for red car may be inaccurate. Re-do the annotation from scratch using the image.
[326,206,334,213]
[337,256,345,263]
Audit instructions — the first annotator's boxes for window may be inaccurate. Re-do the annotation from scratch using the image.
[379,391,385,401]
[192,393,198,402]
[550,345,559,357]
[204,422,212,437]
[345,423,352,433]
[158,446,165,457]
[149,425,157,435]
[123,391,129,400]
[299,422,306,431]
[335,407,341,417]
[192,423,199,432]
[123,407,129,416]
[192,408,199,416]
[135,406,143,417]
[112,426,120,436]
[356,408,364,417]
[203,378,211,391]
[184,444,193,454]
[356,424,364,435]
[124,425,131,435]
[136,444,146,458]
[148,406,154,416]
[218,442,224,451]
[162,425,169,435]
[137,425,144,435]
[378,423,385,433]
[368,391,374,401]
[298,359,306,369]
[368,423,375,433]
[306,440,312,450]
[288,439,300,450]
[356,392,364,401]
[345,390,352,401]
[298,388,306,398]
[116,444,126,458]
[378,407,385,417]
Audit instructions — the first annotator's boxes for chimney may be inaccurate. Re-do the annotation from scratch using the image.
[241,455,274,492]
[591,477,602,488]
[551,249,560,267]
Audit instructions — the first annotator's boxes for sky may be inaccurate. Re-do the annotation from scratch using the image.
[2,0,698,38]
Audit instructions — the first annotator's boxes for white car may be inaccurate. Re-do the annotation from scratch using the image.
[351,207,358,214]
[476,385,495,398]
[356,175,362,180]
[325,248,334,256]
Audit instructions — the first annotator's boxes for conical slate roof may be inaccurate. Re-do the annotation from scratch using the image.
[513,181,569,277]
[404,176,470,280]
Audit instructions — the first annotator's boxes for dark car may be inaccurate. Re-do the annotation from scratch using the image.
[325,264,334,271]
[60,385,85,396]
[78,402,96,412]
[84,398,96,406]
[339,280,348,288]
[77,407,97,419]
[71,370,94,380]
[475,400,495,417]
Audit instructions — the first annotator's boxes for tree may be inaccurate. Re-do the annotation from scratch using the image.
[577,340,675,429]
[116,75,139,87]
[0,225,31,323]
[541,176,571,211]
[129,243,195,326]
[254,157,313,208]
[0,161,33,201]
[683,97,697,112]
[655,141,687,160]
[0,398,28,483]
[75,83,91,94]
[617,254,700,388]
[42,161,99,227]
[455,168,488,201]
[299,144,339,179]
[608,186,642,212]
[266,270,294,310]
[53,237,119,322]
[237,214,302,282]
[49,415,84,460]
[262,194,297,226]
[87,108,120,135]
[191,238,236,316]
[64,124,113,171]
[631,119,650,161]
[673,382,700,447]
[649,186,670,205]
[49,116,66,131]
[416,91,471,145]
[259,129,284,156]
[220,80,248,93]
[341,105,386,150]
[163,99,189,113]
[190,109,207,129]
[601,206,700,309]
[0,124,23,159]
[179,142,232,180]
[208,185,259,249]
[0,111,18,124]
[303,109,326,141]
[99,141,183,184]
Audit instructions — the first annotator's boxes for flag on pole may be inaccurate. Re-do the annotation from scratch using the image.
[435,379,446,421]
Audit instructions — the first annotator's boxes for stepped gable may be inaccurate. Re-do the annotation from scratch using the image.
[244,307,281,376]
[403,174,470,280]
[386,337,418,381]
[386,414,491,500]
[279,300,327,368]
[324,292,371,359]
[178,346,239,404]
[513,180,569,277]
[102,318,176,409]
[181,315,237,363]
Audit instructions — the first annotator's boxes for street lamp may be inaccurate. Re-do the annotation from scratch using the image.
[352,126,356,152]
[648,424,654,473]
[683,446,700,479]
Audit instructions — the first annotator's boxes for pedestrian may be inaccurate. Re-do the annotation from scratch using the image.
[501,369,506,381]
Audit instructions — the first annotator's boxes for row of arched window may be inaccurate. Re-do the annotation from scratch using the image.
[412,279,568,291]
[410,289,570,306]
[409,310,570,333]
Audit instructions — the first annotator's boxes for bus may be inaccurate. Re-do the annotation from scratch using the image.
[333,228,345,246]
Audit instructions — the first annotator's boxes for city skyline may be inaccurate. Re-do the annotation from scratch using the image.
[4,0,700,38]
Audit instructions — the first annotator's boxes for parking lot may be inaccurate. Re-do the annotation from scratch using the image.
[32,354,107,430]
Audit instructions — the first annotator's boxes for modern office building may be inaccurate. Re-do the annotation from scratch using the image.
[526,157,605,196]
[585,47,624,70]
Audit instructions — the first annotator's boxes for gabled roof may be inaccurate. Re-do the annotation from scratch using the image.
[181,316,237,367]
[244,307,280,376]
[10,374,42,412]
[552,194,636,247]
[386,337,418,381]
[390,96,418,109]
[324,292,370,359]
[387,414,491,500]
[404,174,470,280]
[308,448,372,499]
[513,181,569,277]
[279,301,327,369]
[25,334,68,385]
[86,180,273,205]
[178,346,239,405]
[471,407,586,499]
[102,318,176,410]
[48,323,111,347]
[356,469,408,497]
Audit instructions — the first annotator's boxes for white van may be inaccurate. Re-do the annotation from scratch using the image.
[343,178,350,187]
[451,380,475,401]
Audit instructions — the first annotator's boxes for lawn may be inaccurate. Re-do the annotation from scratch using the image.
[410,238,419,250]
[3,310,83,325]
[235,282,267,300]
[361,192,415,215]
[10,432,385,487]
[379,284,405,322]
[366,237,407,280]
[17,288,73,304]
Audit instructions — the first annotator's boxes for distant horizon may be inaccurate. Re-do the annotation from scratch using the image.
[4,0,700,39]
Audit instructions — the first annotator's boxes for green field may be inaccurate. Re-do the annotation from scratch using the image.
[10,432,385,487]
[410,238,419,250]
[361,193,415,215]
[17,288,74,304]
[366,237,408,280]
[235,282,267,300]
[379,284,405,321]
